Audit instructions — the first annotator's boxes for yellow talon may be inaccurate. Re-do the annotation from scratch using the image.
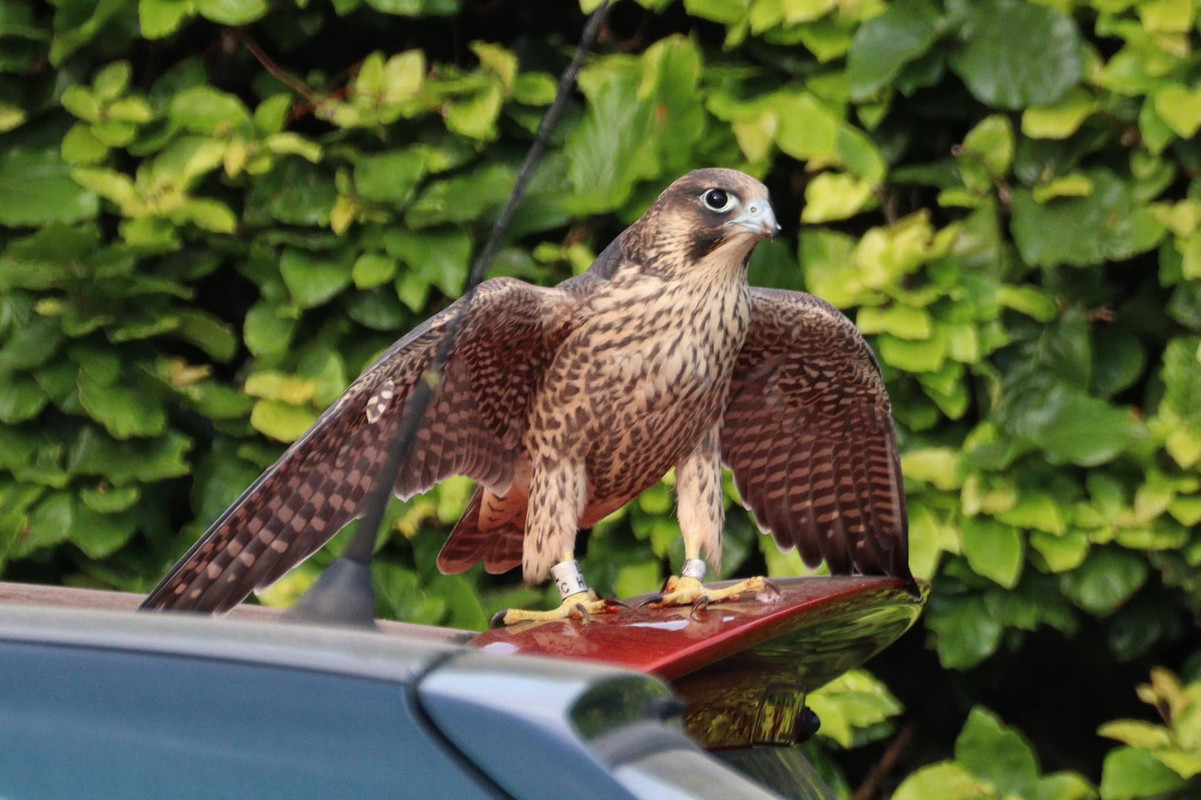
[492,590,615,626]
[647,575,778,611]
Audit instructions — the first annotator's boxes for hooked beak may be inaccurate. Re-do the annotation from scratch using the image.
[727,198,780,240]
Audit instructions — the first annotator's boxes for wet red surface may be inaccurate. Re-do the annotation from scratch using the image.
[469,575,925,748]
[470,575,922,681]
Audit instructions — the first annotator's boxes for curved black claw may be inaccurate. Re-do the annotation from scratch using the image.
[762,578,781,599]
[603,597,630,610]
[638,594,664,609]
[490,609,510,628]
[574,602,591,624]
[689,596,711,620]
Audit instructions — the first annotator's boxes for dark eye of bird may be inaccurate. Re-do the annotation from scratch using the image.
[702,188,732,212]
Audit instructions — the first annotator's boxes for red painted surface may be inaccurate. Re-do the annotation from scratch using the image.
[469,575,923,682]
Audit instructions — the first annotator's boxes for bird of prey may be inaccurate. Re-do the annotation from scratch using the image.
[141,168,912,623]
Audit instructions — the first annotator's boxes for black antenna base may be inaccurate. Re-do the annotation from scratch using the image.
[282,556,378,629]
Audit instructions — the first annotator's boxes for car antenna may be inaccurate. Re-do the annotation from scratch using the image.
[284,1,613,627]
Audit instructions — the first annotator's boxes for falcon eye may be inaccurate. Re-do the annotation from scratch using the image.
[702,188,734,212]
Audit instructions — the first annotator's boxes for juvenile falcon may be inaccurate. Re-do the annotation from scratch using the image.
[141,168,913,622]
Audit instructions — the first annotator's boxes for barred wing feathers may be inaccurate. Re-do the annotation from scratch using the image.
[141,278,578,612]
[721,288,912,582]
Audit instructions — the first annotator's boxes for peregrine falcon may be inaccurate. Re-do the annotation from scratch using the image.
[141,168,913,622]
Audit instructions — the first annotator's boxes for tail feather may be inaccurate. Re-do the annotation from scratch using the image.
[483,526,523,574]
[437,487,526,575]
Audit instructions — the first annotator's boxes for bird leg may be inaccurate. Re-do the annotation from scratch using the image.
[644,558,778,615]
[492,559,618,626]
[642,427,777,613]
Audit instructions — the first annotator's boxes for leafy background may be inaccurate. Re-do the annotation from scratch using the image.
[1,0,1200,796]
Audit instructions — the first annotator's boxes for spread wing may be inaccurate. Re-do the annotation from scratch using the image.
[142,277,579,613]
[721,288,912,582]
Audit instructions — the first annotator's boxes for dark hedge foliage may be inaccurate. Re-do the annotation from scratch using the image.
[1,0,1199,795]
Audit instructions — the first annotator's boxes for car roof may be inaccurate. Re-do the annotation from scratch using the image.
[0,601,467,681]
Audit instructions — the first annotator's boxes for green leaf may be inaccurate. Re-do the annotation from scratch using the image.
[0,375,47,423]
[77,369,167,439]
[1031,772,1096,800]
[354,150,427,205]
[253,95,293,136]
[1030,531,1090,573]
[250,399,317,443]
[801,172,875,222]
[1140,0,1195,32]
[0,148,98,226]
[1100,747,1187,800]
[926,593,1004,669]
[565,38,705,210]
[962,114,1014,177]
[174,309,237,362]
[194,0,268,25]
[1138,99,1175,157]
[352,252,398,289]
[48,0,128,66]
[80,484,140,513]
[613,561,661,598]
[243,301,296,358]
[1031,174,1094,204]
[69,427,191,484]
[995,493,1067,535]
[243,370,317,404]
[684,0,750,24]
[956,707,1039,796]
[513,73,557,106]
[280,247,353,309]
[1098,720,1173,750]
[245,158,336,227]
[68,499,136,558]
[406,163,515,228]
[61,87,101,122]
[879,331,947,372]
[0,101,27,133]
[1061,548,1148,616]
[61,123,109,165]
[1012,170,1165,269]
[949,0,1083,110]
[18,492,73,557]
[1021,386,1142,467]
[1154,84,1201,140]
[805,669,903,748]
[139,0,190,38]
[893,761,996,800]
[175,198,237,233]
[427,573,486,630]
[384,228,472,300]
[1092,328,1145,398]
[961,517,1024,588]
[846,0,942,101]
[0,223,101,291]
[344,287,404,330]
[902,448,960,490]
[858,305,933,340]
[1161,335,1201,422]
[363,0,457,15]
[470,41,516,88]
[998,286,1056,321]
[94,61,131,99]
[444,82,503,141]
[1021,88,1098,140]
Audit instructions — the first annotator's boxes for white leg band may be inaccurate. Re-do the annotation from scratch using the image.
[681,558,707,581]
[551,560,589,600]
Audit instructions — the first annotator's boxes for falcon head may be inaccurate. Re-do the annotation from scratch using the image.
[627,168,780,279]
